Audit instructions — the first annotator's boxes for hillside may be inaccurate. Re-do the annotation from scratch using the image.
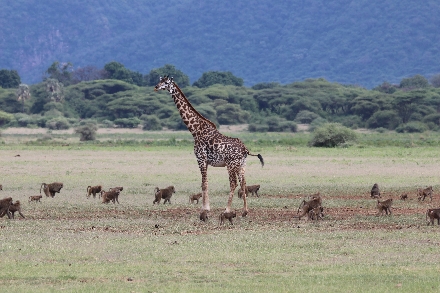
[1,0,440,88]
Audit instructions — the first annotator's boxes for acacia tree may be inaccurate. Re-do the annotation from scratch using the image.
[45,78,64,102]
[45,61,73,86]
[16,84,31,112]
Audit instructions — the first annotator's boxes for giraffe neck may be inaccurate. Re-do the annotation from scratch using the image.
[168,83,217,136]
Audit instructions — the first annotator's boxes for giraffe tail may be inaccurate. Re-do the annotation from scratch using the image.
[249,153,264,167]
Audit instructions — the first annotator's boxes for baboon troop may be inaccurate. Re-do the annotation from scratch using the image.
[426,208,440,225]
[189,193,202,204]
[87,185,102,198]
[238,184,261,198]
[8,200,25,219]
[101,189,120,204]
[399,194,408,201]
[294,193,323,220]
[376,198,393,216]
[370,183,381,199]
[418,186,433,202]
[40,182,63,198]
[153,186,175,204]
[0,197,13,219]
[29,195,42,203]
[219,211,237,225]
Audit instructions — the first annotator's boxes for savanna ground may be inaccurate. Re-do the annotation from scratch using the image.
[1,128,440,292]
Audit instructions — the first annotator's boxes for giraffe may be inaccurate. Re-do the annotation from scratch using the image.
[154,76,264,220]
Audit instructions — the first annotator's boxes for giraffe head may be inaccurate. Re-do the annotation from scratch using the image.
[154,76,174,92]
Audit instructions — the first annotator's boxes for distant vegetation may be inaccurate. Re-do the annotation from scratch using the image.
[2,61,440,138]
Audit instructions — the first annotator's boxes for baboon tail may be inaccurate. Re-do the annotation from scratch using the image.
[39,183,45,194]
[249,152,264,167]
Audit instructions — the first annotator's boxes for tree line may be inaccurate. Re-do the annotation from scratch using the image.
[1,61,440,135]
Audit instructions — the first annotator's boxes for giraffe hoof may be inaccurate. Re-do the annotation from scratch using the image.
[242,211,248,217]
[199,210,209,222]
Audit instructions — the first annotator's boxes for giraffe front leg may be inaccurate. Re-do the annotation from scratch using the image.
[198,161,210,221]
[226,167,238,214]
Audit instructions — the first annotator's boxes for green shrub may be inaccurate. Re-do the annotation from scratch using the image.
[248,123,269,132]
[0,110,14,126]
[142,115,162,131]
[366,110,400,129]
[309,117,328,132]
[46,117,71,130]
[75,123,98,141]
[309,123,357,147]
[294,110,320,124]
[395,122,428,133]
[100,120,114,128]
[114,117,141,128]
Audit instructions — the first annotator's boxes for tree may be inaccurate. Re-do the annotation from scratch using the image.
[399,74,429,89]
[45,78,64,102]
[45,61,73,86]
[16,84,31,113]
[309,123,357,147]
[193,71,244,88]
[104,61,144,86]
[0,69,21,88]
[75,123,98,141]
[430,74,440,88]
[72,66,107,83]
[146,64,190,87]
[392,91,424,123]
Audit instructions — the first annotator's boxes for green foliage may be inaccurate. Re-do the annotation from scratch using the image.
[75,123,98,141]
[193,71,244,88]
[114,117,141,128]
[142,115,162,131]
[104,61,144,86]
[146,64,190,87]
[294,110,320,123]
[45,117,70,130]
[44,61,73,86]
[309,123,357,147]
[215,103,249,125]
[0,110,14,126]
[366,110,400,129]
[399,74,430,89]
[395,122,428,133]
[0,69,20,88]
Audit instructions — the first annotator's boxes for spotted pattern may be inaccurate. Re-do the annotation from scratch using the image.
[154,76,264,218]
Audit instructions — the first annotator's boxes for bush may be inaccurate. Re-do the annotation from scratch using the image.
[0,110,14,126]
[309,123,357,147]
[142,115,162,131]
[248,123,269,132]
[75,123,98,141]
[100,119,114,128]
[309,117,328,132]
[114,117,141,128]
[294,110,320,124]
[395,122,428,133]
[45,117,70,130]
[366,110,400,129]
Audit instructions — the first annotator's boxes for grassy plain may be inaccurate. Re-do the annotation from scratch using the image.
[1,129,440,292]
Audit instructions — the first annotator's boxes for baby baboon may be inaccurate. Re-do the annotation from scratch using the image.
[219,211,237,225]
[370,183,381,199]
[87,185,102,198]
[199,210,209,222]
[426,208,440,225]
[294,193,322,220]
[418,186,433,202]
[189,193,202,204]
[376,198,393,215]
[400,194,408,201]
[101,189,120,204]
[308,206,324,220]
[153,186,175,204]
[29,195,43,203]
[40,182,63,198]
[238,184,261,198]
[8,200,25,219]
[0,197,13,219]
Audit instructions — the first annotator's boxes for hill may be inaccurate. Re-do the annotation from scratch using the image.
[1,0,440,88]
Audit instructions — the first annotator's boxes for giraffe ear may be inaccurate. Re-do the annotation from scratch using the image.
[171,77,174,82]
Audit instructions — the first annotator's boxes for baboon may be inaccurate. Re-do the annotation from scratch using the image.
[0,197,13,219]
[87,185,102,198]
[200,210,209,222]
[308,206,324,220]
[219,210,237,225]
[40,182,63,198]
[153,186,175,204]
[400,194,408,201]
[294,193,322,220]
[189,193,202,204]
[426,208,440,225]
[110,186,123,192]
[418,186,433,202]
[370,183,381,199]
[238,184,261,198]
[8,200,25,219]
[29,195,42,203]
[101,189,120,204]
[376,198,393,215]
